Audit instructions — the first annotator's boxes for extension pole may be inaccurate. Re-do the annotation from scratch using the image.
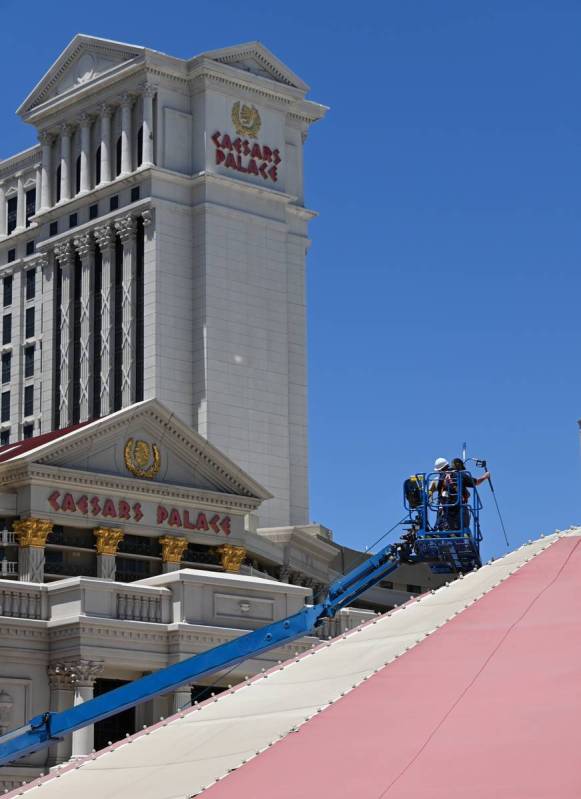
[484,465,510,548]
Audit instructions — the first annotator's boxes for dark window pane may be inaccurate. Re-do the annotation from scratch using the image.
[89,203,99,220]
[72,256,81,423]
[1,352,10,384]
[24,346,34,378]
[25,188,36,226]
[24,385,33,417]
[95,145,101,186]
[116,136,122,177]
[7,197,17,234]
[7,249,15,264]
[75,155,81,195]
[137,126,143,167]
[26,268,36,300]
[69,213,78,228]
[1,391,10,422]
[131,186,140,203]
[3,276,12,307]
[25,307,35,339]
[26,240,35,256]
[0,430,9,446]
[110,195,119,212]
[23,423,33,439]
[55,165,61,204]
[49,221,58,237]
[2,315,11,345]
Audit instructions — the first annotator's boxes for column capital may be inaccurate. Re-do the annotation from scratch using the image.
[159,535,188,563]
[68,660,104,688]
[13,518,53,548]
[218,544,246,573]
[28,253,49,271]
[120,92,135,108]
[94,222,115,251]
[78,112,93,128]
[99,102,114,118]
[47,662,74,690]
[38,130,55,146]
[73,232,95,259]
[114,213,137,242]
[94,526,124,555]
[141,82,158,97]
[142,208,154,228]
[53,239,75,267]
[60,122,74,137]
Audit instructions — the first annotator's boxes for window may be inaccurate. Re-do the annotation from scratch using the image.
[25,307,35,339]
[2,315,11,345]
[26,240,35,256]
[406,584,422,595]
[26,268,36,300]
[75,155,81,195]
[3,276,12,308]
[1,352,10,384]
[25,188,36,226]
[95,145,101,186]
[89,203,99,220]
[115,136,122,177]
[137,126,143,167]
[7,197,17,234]
[131,186,140,203]
[23,423,33,440]
[55,165,61,204]
[0,430,9,446]
[1,391,9,422]
[49,220,58,237]
[109,195,119,212]
[24,385,33,417]
[69,212,78,228]
[7,249,15,264]
[24,346,34,378]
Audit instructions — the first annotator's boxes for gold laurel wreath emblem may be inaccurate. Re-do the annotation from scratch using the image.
[124,439,161,479]
[231,101,261,138]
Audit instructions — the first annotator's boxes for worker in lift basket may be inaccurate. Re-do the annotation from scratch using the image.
[449,457,490,530]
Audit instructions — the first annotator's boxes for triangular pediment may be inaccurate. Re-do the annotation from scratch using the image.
[18,34,144,116]
[198,42,309,92]
[0,400,270,502]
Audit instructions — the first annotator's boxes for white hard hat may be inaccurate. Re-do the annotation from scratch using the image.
[434,457,449,471]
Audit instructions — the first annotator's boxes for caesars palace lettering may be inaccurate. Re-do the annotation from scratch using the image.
[47,491,231,535]
[212,132,281,182]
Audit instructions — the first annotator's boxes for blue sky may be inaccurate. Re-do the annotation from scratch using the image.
[1,0,579,559]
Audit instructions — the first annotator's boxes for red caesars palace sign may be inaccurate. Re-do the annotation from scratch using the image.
[212,132,281,183]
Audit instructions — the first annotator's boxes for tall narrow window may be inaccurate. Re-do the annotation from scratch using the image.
[24,346,34,378]
[137,126,143,167]
[1,391,10,422]
[54,265,62,430]
[55,165,61,204]
[7,197,17,235]
[75,155,81,195]
[25,188,36,226]
[24,385,34,417]
[71,254,82,423]
[135,217,144,402]
[2,315,11,345]
[23,423,33,440]
[113,234,123,411]
[26,268,36,301]
[1,352,11,384]
[92,247,103,419]
[116,136,122,177]
[95,145,101,186]
[0,430,9,446]
[25,307,35,339]
[3,276,12,308]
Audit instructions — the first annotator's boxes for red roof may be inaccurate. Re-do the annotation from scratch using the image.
[0,421,91,464]
[202,536,581,799]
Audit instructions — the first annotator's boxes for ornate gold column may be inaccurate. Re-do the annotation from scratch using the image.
[13,518,53,582]
[217,544,246,573]
[159,535,188,573]
[94,527,124,580]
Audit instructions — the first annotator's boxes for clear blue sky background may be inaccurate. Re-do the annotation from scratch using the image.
[1,0,579,559]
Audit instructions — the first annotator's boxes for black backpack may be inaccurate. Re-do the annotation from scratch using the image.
[404,475,423,509]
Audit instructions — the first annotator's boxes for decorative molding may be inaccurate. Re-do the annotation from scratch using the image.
[53,239,75,267]
[159,535,188,563]
[12,518,53,548]
[38,131,55,146]
[72,232,94,258]
[218,544,246,573]
[94,526,124,555]
[124,438,160,480]
[68,659,104,687]
[141,208,153,228]
[114,213,137,242]
[93,222,115,251]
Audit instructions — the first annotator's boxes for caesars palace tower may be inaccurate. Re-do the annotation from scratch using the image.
[0,36,327,529]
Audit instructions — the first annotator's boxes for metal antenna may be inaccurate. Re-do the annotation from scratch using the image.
[462,441,467,462]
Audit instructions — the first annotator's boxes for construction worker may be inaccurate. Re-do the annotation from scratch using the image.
[430,457,453,530]
[449,458,491,530]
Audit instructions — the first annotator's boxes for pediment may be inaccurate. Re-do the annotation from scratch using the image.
[18,34,144,116]
[199,42,309,92]
[0,400,270,502]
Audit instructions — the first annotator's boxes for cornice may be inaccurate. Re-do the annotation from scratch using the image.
[0,146,41,182]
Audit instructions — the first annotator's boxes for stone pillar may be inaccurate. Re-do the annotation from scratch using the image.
[69,661,104,759]
[47,663,74,765]
[94,527,124,580]
[0,182,6,238]
[217,544,246,574]
[59,124,73,202]
[40,253,55,433]
[120,93,134,176]
[15,174,25,232]
[141,83,156,167]
[35,162,42,217]
[159,536,188,573]
[54,240,75,428]
[99,104,113,184]
[94,223,116,415]
[38,131,53,211]
[79,114,92,194]
[13,518,53,582]
[114,215,137,407]
[72,233,94,421]
[172,685,192,714]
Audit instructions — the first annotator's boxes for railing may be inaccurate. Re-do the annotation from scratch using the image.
[0,530,16,546]
[116,589,163,623]
[316,607,377,639]
[0,561,17,577]
[0,583,45,620]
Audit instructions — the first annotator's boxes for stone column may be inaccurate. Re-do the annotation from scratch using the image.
[15,174,25,233]
[35,162,42,217]
[159,536,188,573]
[141,83,156,167]
[54,240,75,428]
[13,518,53,582]
[59,123,73,202]
[114,215,137,407]
[79,114,92,194]
[120,93,134,176]
[94,527,124,580]
[0,182,6,238]
[93,223,116,415]
[72,233,94,421]
[47,663,74,765]
[40,253,55,433]
[38,131,53,211]
[69,661,104,759]
[172,685,192,714]
[99,104,113,184]
[217,544,246,574]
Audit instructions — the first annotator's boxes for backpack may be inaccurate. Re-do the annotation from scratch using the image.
[404,475,423,509]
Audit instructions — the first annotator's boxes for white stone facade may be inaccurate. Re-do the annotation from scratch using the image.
[0,35,327,528]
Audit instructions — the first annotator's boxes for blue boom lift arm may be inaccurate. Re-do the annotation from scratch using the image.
[0,471,482,767]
